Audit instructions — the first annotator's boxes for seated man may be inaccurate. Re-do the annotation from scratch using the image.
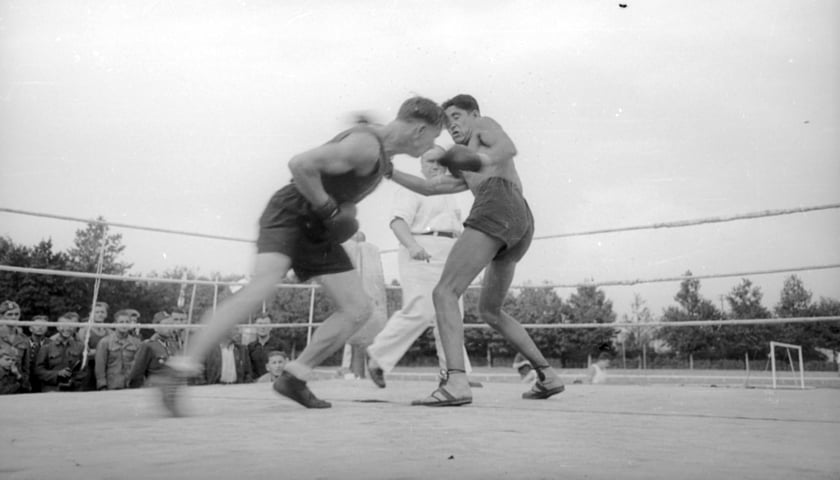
[256,350,289,383]
[0,345,24,394]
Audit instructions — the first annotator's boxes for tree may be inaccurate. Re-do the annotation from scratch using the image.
[721,279,772,358]
[774,275,834,358]
[810,297,840,352]
[64,218,135,319]
[558,284,617,366]
[775,275,812,318]
[67,218,132,275]
[0,238,79,318]
[619,293,655,359]
[656,271,723,359]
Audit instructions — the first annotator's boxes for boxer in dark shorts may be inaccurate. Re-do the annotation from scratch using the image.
[389,94,565,407]
[151,96,444,414]
[256,183,355,282]
[463,176,534,263]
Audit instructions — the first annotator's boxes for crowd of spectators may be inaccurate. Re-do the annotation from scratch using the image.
[0,299,291,395]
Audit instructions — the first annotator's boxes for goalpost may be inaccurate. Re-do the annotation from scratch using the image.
[769,341,805,389]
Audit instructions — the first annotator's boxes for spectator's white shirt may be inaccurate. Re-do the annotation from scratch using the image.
[219,343,237,383]
[391,187,462,234]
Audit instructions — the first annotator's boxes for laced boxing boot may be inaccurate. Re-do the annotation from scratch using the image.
[521,365,565,400]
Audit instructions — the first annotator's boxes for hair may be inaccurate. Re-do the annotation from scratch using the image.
[113,309,133,321]
[266,350,288,361]
[254,312,273,323]
[59,312,80,322]
[0,300,20,314]
[95,301,109,310]
[397,96,444,127]
[170,307,187,315]
[597,352,612,361]
[442,94,480,114]
[31,315,49,322]
[152,311,170,324]
[0,345,17,359]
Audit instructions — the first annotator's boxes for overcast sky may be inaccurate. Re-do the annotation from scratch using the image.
[1,0,838,317]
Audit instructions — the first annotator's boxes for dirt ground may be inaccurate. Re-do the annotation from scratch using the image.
[1,372,839,480]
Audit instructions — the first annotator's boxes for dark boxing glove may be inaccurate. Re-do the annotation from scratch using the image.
[310,197,358,243]
[439,145,483,176]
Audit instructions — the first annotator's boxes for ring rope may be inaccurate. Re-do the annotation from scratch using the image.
[533,203,840,241]
[2,263,838,291]
[0,207,252,243]
[3,202,838,248]
[2,316,838,331]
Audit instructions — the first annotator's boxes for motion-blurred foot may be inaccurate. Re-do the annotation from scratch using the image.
[273,371,331,409]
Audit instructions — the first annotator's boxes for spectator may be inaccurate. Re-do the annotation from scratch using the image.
[585,352,611,384]
[247,313,288,379]
[0,345,24,394]
[0,300,31,392]
[125,308,150,341]
[28,315,51,393]
[256,350,289,383]
[170,307,189,349]
[365,148,475,388]
[127,312,181,388]
[200,331,252,385]
[76,302,110,391]
[76,301,110,348]
[341,231,388,379]
[94,310,142,390]
[36,312,88,392]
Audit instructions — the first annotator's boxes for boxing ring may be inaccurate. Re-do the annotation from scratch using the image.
[2,378,839,479]
[1,205,840,479]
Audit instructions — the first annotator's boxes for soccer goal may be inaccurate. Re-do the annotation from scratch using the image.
[769,341,805,389]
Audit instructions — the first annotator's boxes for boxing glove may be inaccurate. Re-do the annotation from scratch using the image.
[308,198,359,243]
[439,145,483,176]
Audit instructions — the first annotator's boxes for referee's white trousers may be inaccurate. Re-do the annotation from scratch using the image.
[367,235,472,373]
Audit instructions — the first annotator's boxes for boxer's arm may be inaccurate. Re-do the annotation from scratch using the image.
[288,132,380,209]
[390,169,468,196]
[473,116,517,163]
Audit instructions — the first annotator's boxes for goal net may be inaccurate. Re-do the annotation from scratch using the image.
[769,341,805,389]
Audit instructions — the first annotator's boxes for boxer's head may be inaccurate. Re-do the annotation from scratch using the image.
[442,94,480,145]
[395,96,444,157]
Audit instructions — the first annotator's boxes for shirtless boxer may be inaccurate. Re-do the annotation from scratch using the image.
[388,94,565,406]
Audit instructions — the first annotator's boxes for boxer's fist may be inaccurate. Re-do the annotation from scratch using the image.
[323,203,359,243]
[439,145,482,176]
[307,198,358,243]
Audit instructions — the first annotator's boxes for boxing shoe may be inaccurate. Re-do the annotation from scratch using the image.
[367,364,386,388]
[522,368,565,400]
[273,371,331,409]
[149,356,202,417]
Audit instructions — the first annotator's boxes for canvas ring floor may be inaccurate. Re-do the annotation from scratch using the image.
[1,368,838,480]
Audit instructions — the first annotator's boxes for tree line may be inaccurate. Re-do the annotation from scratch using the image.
[2,220,838,369]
